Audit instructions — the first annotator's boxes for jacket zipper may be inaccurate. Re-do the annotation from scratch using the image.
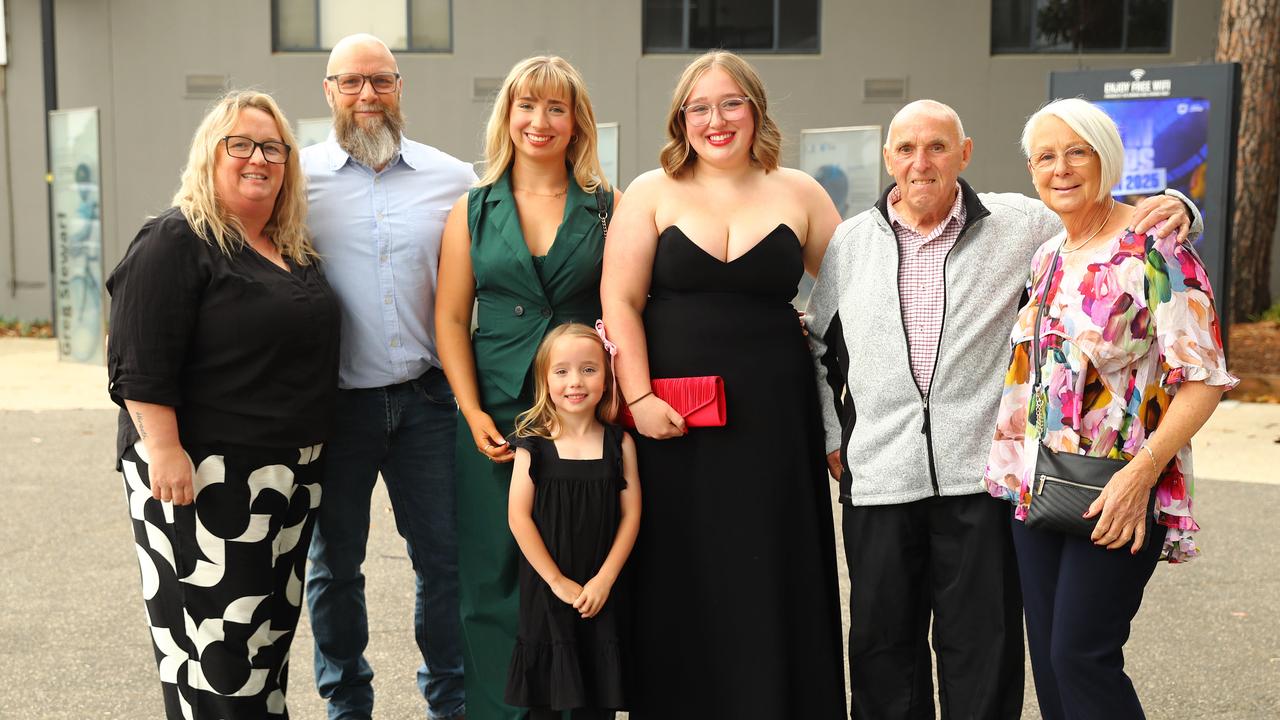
[920,393,939,494]
[890,204,983,496]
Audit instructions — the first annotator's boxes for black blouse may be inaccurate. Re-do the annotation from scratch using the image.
[107,207,340,460]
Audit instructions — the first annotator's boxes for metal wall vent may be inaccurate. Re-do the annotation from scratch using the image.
[863,77,907,103]
[473,77,502,102]
[185,74,229,99]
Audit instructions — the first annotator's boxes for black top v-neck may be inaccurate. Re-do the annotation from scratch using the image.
[107,207,340,461]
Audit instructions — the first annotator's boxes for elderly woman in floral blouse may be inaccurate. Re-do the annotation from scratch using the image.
[983,98,1236,720]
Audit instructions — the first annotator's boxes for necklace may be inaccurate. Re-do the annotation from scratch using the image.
[1061,201,1115,254]
[513,186,568,199]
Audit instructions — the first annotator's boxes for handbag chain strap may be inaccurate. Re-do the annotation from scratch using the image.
[1030,241,1066,441]
[594,186,610,241]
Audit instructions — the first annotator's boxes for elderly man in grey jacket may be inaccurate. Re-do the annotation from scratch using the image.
[805,99,1198,720]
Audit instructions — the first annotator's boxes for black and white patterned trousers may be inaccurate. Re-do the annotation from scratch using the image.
[121,440,323,719]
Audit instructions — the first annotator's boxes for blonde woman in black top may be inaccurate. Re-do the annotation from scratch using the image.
[106,90,340,719]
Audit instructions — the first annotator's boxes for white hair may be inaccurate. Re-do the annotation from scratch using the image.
[1021,98,1123,203]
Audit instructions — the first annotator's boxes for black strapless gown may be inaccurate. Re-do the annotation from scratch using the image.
[629,226,846,718]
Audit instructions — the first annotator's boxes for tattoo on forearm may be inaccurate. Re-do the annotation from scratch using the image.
[134,411,148,439]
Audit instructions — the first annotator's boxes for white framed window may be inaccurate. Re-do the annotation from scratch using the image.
[991,0,1171,54]
[273,0,452,52]
[643,0,819,54]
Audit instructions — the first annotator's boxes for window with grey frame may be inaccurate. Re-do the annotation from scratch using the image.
[273,0,452,52]
[991,0,1171,54]
[644,0,819,53]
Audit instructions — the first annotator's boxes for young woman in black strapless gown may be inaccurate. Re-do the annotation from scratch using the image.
[600,51,847,719]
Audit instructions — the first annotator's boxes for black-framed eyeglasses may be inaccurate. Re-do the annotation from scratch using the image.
[325,72,401,95]
[222,136,291,164]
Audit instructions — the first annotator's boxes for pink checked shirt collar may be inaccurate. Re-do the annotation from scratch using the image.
[887,182,967,396]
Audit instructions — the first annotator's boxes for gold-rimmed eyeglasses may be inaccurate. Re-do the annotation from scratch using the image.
[325,72,401,95]
[1029,145,1097,172]
[681,96,752,127]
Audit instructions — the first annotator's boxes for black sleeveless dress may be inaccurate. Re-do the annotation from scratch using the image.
[505,425,629,712]
[629,226,846,718]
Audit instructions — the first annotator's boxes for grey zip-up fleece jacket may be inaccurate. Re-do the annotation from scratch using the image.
[805,179,1201,506]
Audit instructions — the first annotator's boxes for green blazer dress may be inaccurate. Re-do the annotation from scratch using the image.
[455,168,612,719]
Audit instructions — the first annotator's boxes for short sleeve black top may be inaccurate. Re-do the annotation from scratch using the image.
[106,207,341,461]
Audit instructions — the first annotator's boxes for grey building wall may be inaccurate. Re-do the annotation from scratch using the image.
[4,0,1272,325]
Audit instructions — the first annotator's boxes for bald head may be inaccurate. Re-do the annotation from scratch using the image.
[326,33,397,76]
[882,99,973,227]
[887,100,966,148]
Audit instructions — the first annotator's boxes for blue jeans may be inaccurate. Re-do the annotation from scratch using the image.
[306,367,464,720]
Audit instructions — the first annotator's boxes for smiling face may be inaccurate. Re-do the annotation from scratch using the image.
[1026,115,1105,216]
[546,335,607,420]
[324,37,402,130]
[508,84,575,162]
[213,107,285,218]
[883,105,972,221]
[683,66,755,166]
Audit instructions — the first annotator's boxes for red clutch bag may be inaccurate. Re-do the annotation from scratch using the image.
[620,376,727,429]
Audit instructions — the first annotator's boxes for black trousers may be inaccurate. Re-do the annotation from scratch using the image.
[1011,516,1163,720]
[843,494,1023,720]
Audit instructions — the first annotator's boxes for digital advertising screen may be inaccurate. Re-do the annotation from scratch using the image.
[1095,97,1210,211]
[1050,64,1240,341]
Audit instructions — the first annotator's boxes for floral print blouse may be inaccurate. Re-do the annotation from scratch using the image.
[983,229,1237,563]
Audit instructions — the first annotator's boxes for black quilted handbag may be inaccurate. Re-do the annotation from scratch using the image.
[1022,245,1154,539]
[1028,444,1132,537]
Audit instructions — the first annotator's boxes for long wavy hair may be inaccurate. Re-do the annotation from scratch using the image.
[476,56,609,193]
[172,90,317,264]
[659,50,782,178]
[514,323,619,439]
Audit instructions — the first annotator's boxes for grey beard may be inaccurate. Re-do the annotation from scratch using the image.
[335,106,405,169]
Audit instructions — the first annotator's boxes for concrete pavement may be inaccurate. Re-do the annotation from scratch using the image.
[2,338,1278,718]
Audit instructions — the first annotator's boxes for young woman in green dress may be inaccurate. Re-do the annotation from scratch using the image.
[435,55,620,720]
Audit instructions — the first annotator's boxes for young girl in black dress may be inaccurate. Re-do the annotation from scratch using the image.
[504,322,641,720]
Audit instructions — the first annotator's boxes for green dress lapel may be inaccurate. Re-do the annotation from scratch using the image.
[539,180,605,282]
[482,171,545,299]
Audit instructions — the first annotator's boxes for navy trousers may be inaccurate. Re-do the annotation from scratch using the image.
[1011,516,1163,720]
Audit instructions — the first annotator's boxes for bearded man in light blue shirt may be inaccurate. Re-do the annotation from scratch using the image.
[302,33,475,720]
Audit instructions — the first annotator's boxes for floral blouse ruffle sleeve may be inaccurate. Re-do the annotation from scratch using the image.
[983,229,1237,563]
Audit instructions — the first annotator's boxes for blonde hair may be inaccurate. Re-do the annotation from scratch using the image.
[172,90,317,264]
[476,56,609,193]
[1021,98,1124,203]
[515,323,619,439]
[659,51,782,178]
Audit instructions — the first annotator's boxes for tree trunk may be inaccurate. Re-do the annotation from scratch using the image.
[1216,0,1280,320]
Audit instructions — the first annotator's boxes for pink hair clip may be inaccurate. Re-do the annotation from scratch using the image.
[594,319,618,358]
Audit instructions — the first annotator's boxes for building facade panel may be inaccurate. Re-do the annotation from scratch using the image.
[1,0,1255,322]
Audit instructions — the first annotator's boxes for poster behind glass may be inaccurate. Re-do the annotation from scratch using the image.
[796,125,882,306]
[295,118,333,148]
[49,108,105,365]
[597,123,619,190]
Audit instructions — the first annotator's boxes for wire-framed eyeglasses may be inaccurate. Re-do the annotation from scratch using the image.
[1029,145,1097,172]
[222,136,291,164]
[681,96,752,127]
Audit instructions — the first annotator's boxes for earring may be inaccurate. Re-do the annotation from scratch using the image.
[570,134,578,143]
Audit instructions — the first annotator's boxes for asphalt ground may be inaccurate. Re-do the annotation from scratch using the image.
[1,337,1278,718]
